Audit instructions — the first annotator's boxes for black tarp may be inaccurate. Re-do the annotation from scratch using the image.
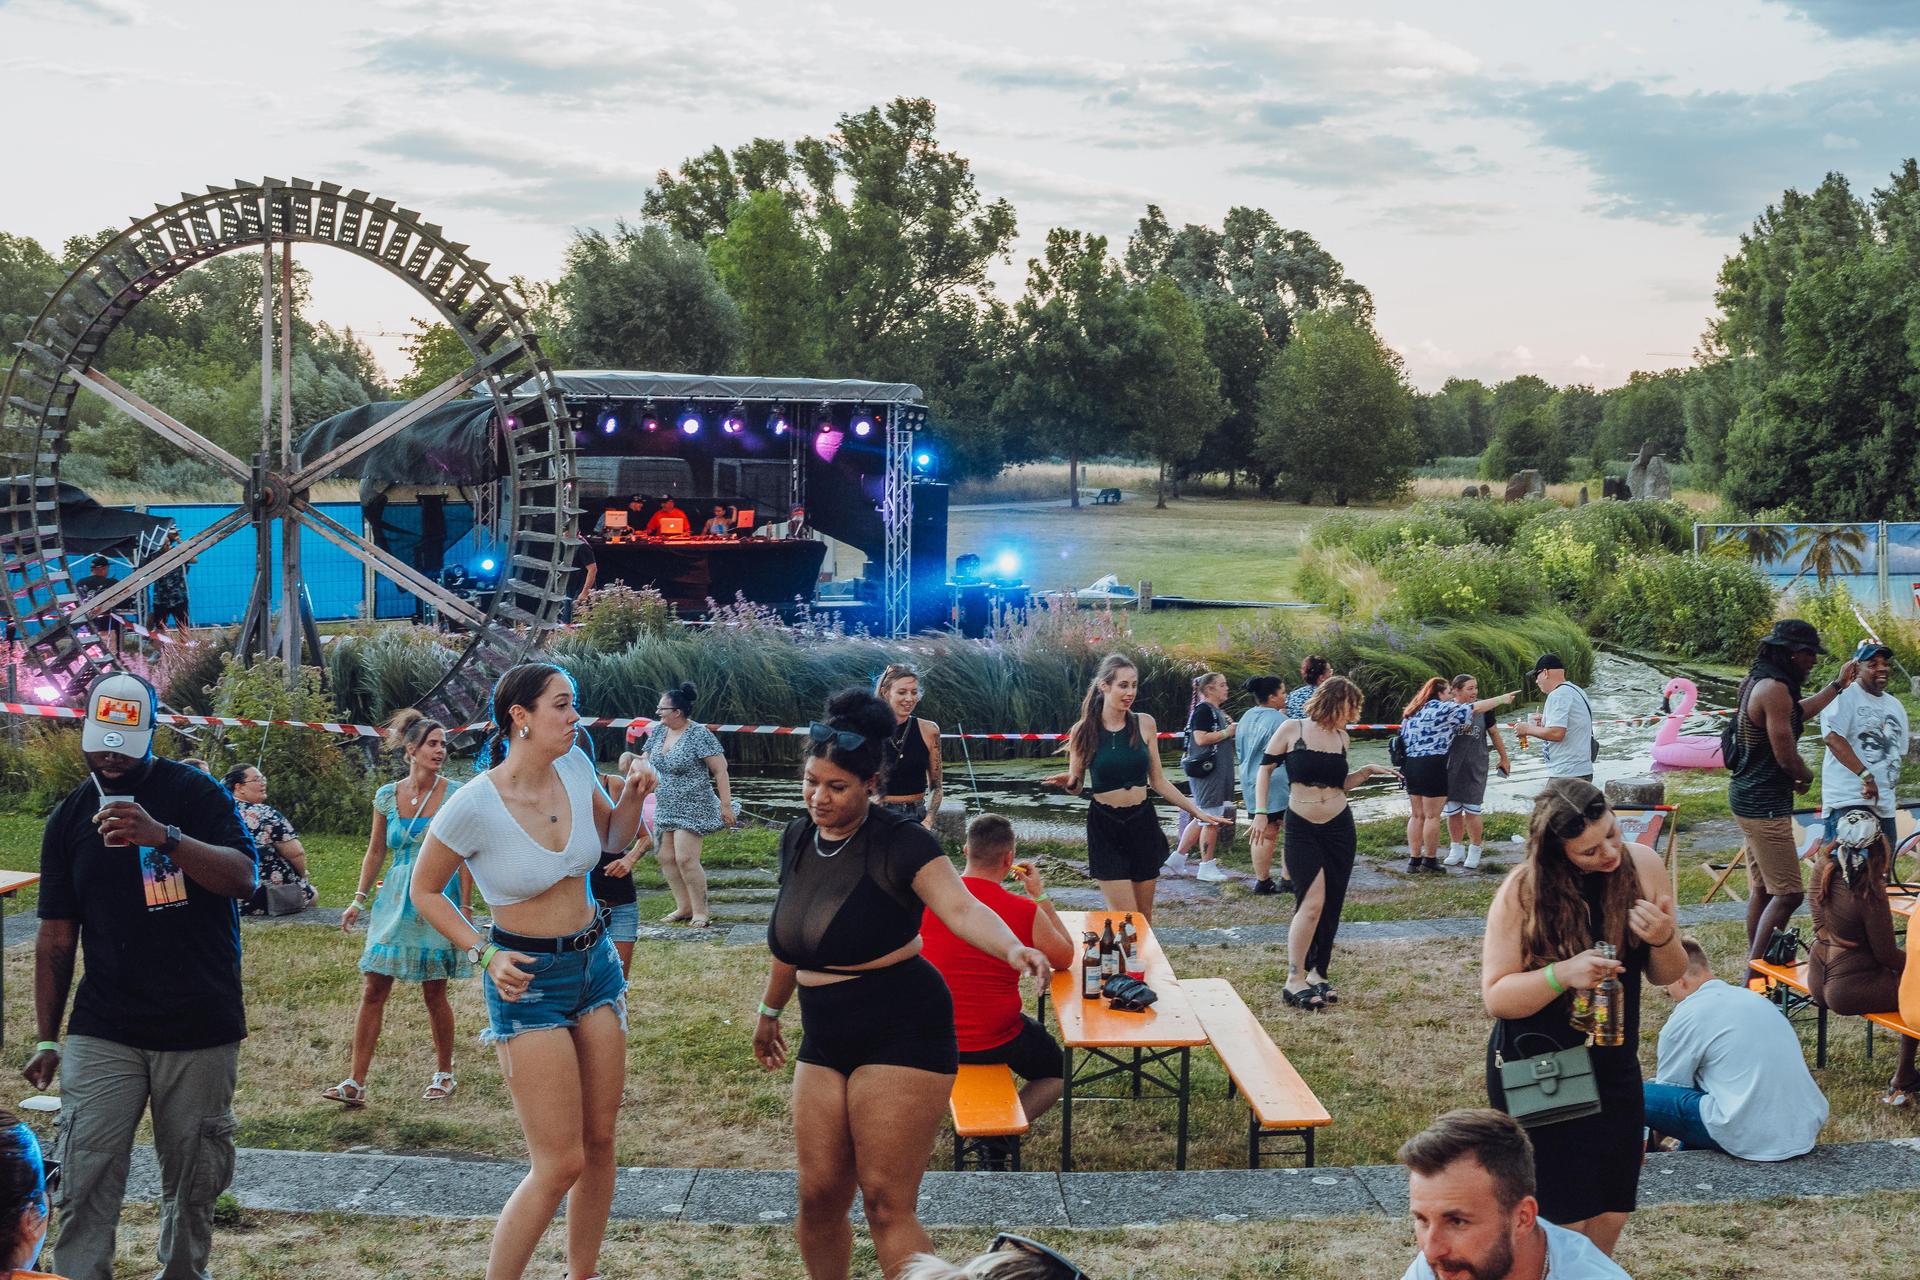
[4,479,173,557]
[296,400,503,487]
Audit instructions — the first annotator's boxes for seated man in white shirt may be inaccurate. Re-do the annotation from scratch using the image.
[1401,1109,1630,1280]
[1644,938,1827,1159]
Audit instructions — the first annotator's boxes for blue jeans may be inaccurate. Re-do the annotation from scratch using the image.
[481,931,628,1044]
[1642,1082,1722,1152]
[1822,814,1898,847]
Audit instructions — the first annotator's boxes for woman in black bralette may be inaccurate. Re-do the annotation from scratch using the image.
[1252,675,1401,1010]
[752,689,1048,1280]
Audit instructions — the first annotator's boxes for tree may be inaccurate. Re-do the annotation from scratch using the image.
[707,190,823,376]
[0,231,62,353]
[551,220,742,374]
[1000,229,1156,507]
[642,138,800,243]
[1256,311,1416,506]
[1711,524,1791,565]
[1783,524,1869,591]
[1419,378,1491,458]
[396,320,472,399]
[1551,384,1605,469]
[1597,369,1688,462]
[1136,277,1226,507]
[1195,298,1273,491]
[1482,407,1566,483]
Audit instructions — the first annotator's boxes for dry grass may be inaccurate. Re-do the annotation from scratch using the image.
[98,1189,1920,1278]
[1405,476,1719,513]
[79,480,361,507]
[950,462,1247,506]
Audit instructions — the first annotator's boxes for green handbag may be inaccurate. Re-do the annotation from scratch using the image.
[1495,1028,1602,1129]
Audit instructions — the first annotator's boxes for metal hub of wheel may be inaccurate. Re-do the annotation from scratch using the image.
[0,177,577,726]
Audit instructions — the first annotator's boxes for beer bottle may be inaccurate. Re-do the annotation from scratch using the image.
[1099,920,1120,983]
[1592,942,1625,1047]
[1081,933,1101,1000]
[1121,913,1137,955]
[1569,982,1596,1035]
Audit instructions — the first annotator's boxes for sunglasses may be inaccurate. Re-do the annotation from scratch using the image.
[42,1158,59,1195]
[989,1233,1087,1279]
[1549,793,1610,840]
[807,722,868,752]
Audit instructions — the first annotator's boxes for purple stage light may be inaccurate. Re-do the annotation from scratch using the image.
[678,407,702,435]
[851,412,874,437]
[814,428,845,462]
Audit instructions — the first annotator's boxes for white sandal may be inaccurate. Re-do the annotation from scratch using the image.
[423,1071,457,1101]
[322,1078,367,1108]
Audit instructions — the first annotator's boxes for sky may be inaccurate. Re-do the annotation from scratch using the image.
[4,0,1919,391]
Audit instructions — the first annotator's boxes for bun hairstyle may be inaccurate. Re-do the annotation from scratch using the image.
[383,706,447,756]
[0,1110,46,1265]
[1244,675,1284,703]
[487,661,571,768]
[662,682,697,718]
[1301,655,1331,685]
[221,764,254,793]
[808,687,896,783]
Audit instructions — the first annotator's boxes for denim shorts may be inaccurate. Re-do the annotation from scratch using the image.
[481,931,628,1044]
[604,900,640,943]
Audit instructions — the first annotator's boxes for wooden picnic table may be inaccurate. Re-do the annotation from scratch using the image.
[1049,909,1208,1171]
[0,869,41,1048]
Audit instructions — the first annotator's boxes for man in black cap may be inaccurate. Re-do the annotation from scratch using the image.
[1728,619,1858,981]
[1512,654,1594,784]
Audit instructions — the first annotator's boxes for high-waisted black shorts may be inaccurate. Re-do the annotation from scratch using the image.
[1086,797,1170,882]
[796,955,957,1076]
[1403,754,1450,798]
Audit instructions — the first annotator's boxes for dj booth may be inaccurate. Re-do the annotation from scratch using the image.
[592,535,827,612]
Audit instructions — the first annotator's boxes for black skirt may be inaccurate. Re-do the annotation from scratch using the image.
[1086,798,1169,882]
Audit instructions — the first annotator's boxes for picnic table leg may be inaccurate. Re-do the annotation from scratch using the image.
[1132,1046,1142,1099]
[1175,1047,1190,1170]
[1061,1045,1074,1173]
[1817,1006,1828,1068]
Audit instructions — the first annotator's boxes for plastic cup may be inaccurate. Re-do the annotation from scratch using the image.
[97,795,134,846]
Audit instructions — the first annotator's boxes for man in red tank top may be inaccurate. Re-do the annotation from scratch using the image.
[920,815,1076,1123]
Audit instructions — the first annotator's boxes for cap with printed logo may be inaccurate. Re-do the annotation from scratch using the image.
[80,672,157,758]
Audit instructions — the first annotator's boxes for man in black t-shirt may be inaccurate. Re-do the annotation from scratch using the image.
[26,672,257,1280]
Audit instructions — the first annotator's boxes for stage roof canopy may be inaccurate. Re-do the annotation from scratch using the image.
[554,371,926,405]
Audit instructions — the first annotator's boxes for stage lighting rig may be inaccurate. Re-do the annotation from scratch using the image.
[851,407,874,437]
[767,404,791,436]
[721,403,746,434]
[678,405,703,435]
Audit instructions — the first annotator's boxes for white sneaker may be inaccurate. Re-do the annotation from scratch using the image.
[1464,846,1483,870]
[1195,860,1229,883]
[1162,853,1188,876]
[1443,845,1466,867]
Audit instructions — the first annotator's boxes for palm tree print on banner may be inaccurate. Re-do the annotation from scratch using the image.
[1712,524,1792,566]
[1781,524,1870,592]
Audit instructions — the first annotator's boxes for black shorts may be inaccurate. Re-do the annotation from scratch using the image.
[1403,754,1449,798]
[1086,798,1169,882]
[796,955,957,1076]
[958,1014,1064,1082]
[147,602,190,629]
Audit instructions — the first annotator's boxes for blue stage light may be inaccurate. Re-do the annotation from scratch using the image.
[993,550,1021,579]
[479,557,497,573]
[600,411,618,435]
[721,407,746,434]
[678,406,702,435]
[915,451,932,468]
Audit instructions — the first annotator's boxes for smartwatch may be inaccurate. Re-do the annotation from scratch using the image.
[158,824,182,857]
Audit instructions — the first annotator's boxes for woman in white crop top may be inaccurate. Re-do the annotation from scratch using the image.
[411,663,652,1280]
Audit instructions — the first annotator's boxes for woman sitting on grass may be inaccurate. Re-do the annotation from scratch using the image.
[226,764,315,916]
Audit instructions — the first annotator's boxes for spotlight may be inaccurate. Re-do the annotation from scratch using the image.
[34,683,59,702]
[721,404,746,434]
[678,406,702,435]
[599,407,619,435]
[851,409,874,437]
[504,414,519,430]
[814,426,845,462]
[992,550,1022,581]
[768,405,790,436]
[479,556,497,573]
[643,413,660,431]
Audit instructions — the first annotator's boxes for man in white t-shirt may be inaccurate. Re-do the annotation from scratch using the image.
[1820,640,1909,847]
[1400,1109,1630,1280]
[1513,653,1594,782]
[1645,938,1827,1159]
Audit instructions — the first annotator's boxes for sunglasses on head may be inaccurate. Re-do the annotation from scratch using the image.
[989,1233,1087,1279]
[1549,793,1609,840]
[807,721,868,752]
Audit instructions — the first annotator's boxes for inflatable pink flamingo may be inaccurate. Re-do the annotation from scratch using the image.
[1652,676,1724,769]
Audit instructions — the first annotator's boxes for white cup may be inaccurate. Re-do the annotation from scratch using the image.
[97,795,135,846]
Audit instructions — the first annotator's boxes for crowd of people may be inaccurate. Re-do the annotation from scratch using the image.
[22,623,1917,1280]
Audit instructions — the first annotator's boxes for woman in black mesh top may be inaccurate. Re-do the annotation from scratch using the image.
[753,689,1049,1280]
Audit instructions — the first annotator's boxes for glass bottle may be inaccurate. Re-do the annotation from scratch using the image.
[1592,942,1625,1047]
[1081,932,1101,999]
[1099,920,1120,983]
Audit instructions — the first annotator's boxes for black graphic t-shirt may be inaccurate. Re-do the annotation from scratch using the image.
[38,758,258,1050]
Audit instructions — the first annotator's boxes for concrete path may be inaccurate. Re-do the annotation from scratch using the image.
[111,1138,1920,1227]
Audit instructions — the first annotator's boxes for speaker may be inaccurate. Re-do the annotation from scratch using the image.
[908,482,949,634]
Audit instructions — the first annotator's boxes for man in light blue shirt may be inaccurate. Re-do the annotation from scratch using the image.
[1644,938,1827,1160]
[1400,1109,1630,1279]
[1513,653,1594,782]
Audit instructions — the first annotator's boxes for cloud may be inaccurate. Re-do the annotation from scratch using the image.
[1,0,144,20]
[1232,130,1467,189]
[1372,199,1510,236]
[1769,0,1920,38]
[1494,64,1920,230]
[361,128,652,223]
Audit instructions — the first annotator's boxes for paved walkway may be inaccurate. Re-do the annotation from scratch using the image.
[111,1138,1920,1227]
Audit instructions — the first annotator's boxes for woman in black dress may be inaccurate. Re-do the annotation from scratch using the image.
[1481,778,1685,1257]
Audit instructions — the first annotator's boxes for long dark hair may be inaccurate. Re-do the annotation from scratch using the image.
[1069,654,1139,772]
[1513,779,1639,969]
[220,764,254,793]
[807,688,895,785]
[487,662,570,768]
[1402,676,1450,721]
[0,1110,46,1265]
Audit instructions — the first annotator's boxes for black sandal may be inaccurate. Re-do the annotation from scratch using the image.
[1282,985,1326,1011]
[1314,982,1340,1005]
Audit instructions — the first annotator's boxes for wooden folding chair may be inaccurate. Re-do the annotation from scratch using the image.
[1613,805,1680,886]
[1700,808,1823,905]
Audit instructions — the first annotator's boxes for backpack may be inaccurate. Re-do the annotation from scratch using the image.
[1720,680,1752,773]
[1572,686,1601,763]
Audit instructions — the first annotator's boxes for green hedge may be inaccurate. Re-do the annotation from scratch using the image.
[1377,541,1548,619]
[1592,554,1774,662]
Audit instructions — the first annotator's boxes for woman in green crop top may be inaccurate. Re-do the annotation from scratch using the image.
[1045,653,1227,922]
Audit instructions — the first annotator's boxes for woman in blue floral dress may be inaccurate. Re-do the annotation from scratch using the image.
[324,710,473,1106]
[646,682,736,928]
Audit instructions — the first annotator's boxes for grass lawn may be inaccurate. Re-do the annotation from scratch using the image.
[96,1191,1920,1279]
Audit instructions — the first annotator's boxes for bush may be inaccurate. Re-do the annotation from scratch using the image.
[324,626,456,726]
[1519,520,1605,610]
[573,583,676,651]
[1294,545,1392,621]
[1518,500,1691,564]
[0,721,90,812]
[1593,553,1774,662]
[1788,581,1920,679]
[1309,509,1472,563]
[1377,541,1547,620]
[1419,497,1556,548]
[198,656,369,834]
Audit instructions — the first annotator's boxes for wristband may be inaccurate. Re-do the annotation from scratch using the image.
[352,891,369,902]
[1031,893,1050,903]
[33,1040,59,1054]
[479,944,500,969]
[1544,963,1566,994]
[757,1001,784,1019]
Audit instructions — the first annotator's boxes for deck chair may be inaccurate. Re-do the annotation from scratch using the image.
[1613,805,1680,886]
[1700,808,1824,905]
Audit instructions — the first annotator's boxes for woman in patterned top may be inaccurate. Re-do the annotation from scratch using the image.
[1400,678,1517,874]
[225,764,317,915]
[646,681,737,928]
[1287,655,1330,719]
[325,710,475,1107]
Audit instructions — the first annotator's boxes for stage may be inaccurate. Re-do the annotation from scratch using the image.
[592,537,828,613]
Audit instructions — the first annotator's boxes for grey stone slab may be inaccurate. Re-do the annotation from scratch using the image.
[1636,1141,1920,1206]
[725,923,766,947]
[1059,1167,1376,1227]
[3,910,40,949]
[1350,1163,1410,1216]
[906,1172,1069,1227]
[610,1167,701,1221]
[682,1169,798,1224]
[232,1149,404,1212]
[357,1155,529,1217]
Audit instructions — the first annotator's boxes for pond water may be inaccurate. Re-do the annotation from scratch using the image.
[723,652,1740,839]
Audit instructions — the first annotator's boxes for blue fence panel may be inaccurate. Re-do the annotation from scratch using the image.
[371,502,477,619]
[140,502,368,624]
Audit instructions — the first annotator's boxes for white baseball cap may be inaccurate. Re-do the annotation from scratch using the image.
[80,672,157,758]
